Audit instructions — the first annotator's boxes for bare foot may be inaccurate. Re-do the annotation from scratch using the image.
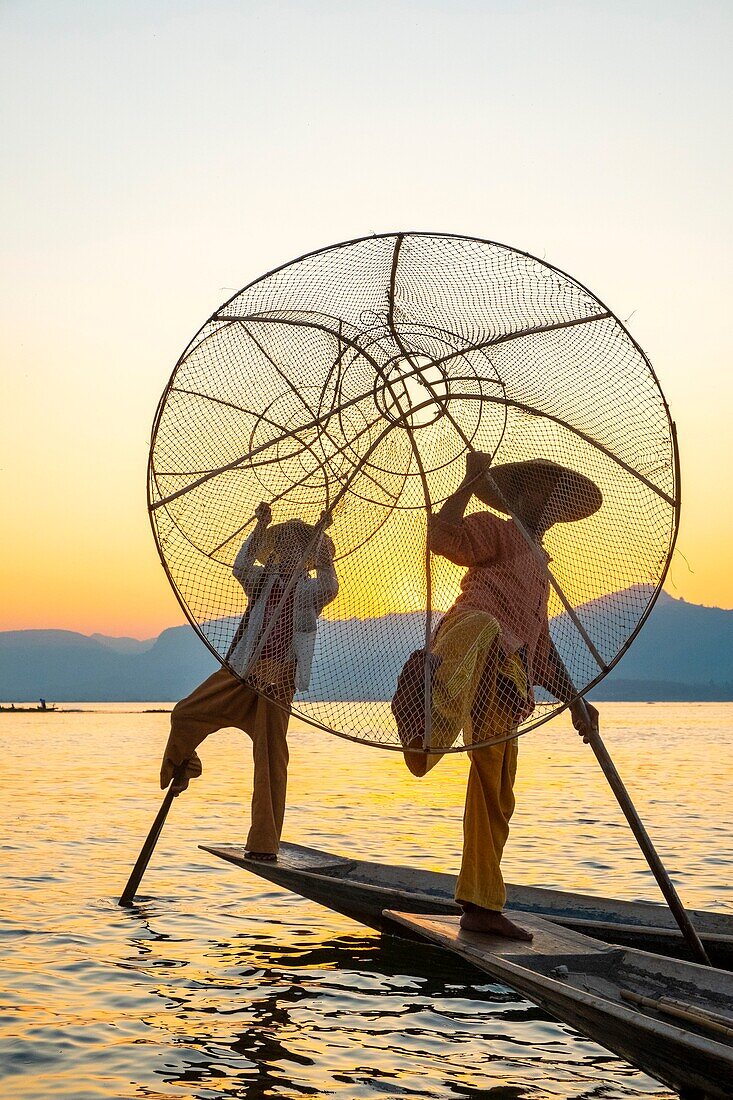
[244,851,278,862]
[459,905,533,941]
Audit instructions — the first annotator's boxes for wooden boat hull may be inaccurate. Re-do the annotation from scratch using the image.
[387,911,733,1100]
[200,842,733,969]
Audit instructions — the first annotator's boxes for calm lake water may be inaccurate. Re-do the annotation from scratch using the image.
[1,702,731,1100]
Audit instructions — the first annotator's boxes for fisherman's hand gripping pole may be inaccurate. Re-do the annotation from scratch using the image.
[570,697,599,743]
[119,763,188,907]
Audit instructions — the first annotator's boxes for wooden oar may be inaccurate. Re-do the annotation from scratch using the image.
[578,700,711,967]
[118,764,187,907]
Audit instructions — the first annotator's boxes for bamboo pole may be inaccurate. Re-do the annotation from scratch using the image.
[118,765,187,907]
[620,990,732,1038]
[376,341,708,967]
[578,700,710,966]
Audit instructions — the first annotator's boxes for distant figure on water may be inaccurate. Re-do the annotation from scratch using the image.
[160,502,338,861]
[397,452,601,940]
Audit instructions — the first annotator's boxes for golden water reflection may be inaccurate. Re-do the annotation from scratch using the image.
[2,702,731,1099]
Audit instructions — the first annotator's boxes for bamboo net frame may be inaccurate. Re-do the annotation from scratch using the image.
[148,232,678,754]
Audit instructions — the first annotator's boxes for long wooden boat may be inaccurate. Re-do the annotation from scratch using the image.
[0,704,58,712]
[200,841,733,969]
[386,910,733,1100]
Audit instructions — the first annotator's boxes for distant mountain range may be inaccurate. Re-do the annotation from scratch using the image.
[1,589,732,702]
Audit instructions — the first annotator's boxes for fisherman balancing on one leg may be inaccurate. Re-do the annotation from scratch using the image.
[394,452,601,940]
[159,501,338,861]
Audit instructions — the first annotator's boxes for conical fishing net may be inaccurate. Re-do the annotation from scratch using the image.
[148,232,678,754]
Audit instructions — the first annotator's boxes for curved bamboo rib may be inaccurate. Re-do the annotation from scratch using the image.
[484,397,675,506]
[166,387,319,472]
[154,390,674,538]
[369,284,609,675]
[386,233,434,751]
[239,313,670,511]
[159,372,485,479]
[233,415,409,680]
[237,321,347,495]
[205,404,398,558]
[151,325,393,509]
[428,309,613,372]
[153,324,673,512]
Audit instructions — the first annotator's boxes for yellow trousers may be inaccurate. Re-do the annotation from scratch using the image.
[401,609,526,777]
[400,608,523,911]
[160,663,294,855]
[455,737,518,911]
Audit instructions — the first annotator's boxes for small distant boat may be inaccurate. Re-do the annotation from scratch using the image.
[0,704,58,713]
[201,842,733,969]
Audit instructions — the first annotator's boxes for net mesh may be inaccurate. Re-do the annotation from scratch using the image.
[149,232,678,753]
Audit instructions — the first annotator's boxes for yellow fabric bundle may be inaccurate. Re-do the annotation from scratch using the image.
[411,608,528,775]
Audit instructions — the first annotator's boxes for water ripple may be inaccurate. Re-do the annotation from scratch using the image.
[2,701,731,1098]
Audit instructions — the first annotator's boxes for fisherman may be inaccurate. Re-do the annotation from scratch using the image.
[159,501,338,861]
[406,452,601,939]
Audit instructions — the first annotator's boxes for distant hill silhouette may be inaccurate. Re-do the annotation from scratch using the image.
[0,627,218,702]
[90,633,155,654]
[1,590,732,702]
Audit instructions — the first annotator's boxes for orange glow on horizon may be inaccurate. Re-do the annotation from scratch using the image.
[2,0,733,640]
[2,497,732,640]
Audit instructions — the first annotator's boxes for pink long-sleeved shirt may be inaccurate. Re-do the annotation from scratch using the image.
[429,510,553,686]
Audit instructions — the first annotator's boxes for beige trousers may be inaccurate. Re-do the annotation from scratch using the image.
[161,663,295,854]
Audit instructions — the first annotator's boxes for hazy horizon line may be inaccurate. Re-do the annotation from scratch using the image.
[3,586,733,642]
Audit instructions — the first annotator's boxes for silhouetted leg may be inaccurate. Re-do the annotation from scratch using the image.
[245,677,293,855]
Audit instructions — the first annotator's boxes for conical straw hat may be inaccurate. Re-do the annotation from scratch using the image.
[256,519,334,568]
[474,458,602,524]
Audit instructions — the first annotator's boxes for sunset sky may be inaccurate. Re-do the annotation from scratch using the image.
[2,0,732,638]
